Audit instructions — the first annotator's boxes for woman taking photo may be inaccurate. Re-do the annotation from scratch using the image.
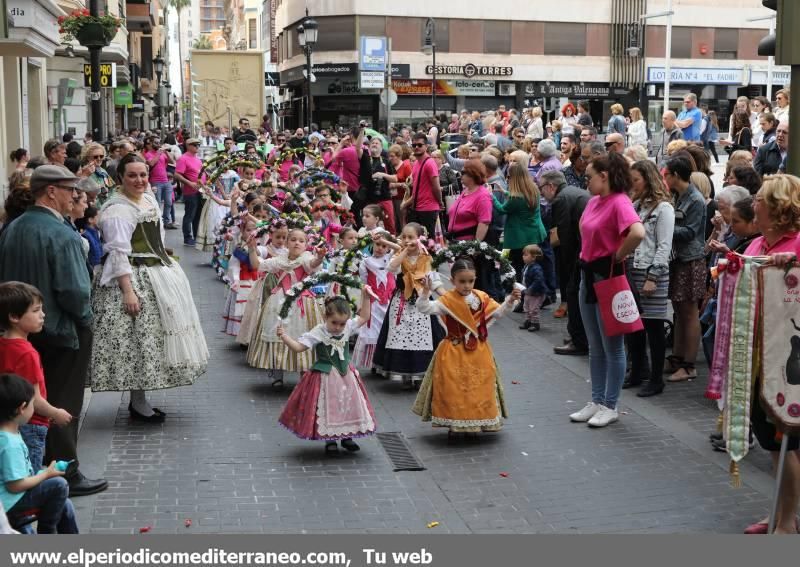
[663,156,706,382]
[90,153,209,423]
[80,142,115,206]
[493,161,547,278]
[623,160,674,397]
[739,174,800,535]
[569,153,644,428]
[720,110,753,154]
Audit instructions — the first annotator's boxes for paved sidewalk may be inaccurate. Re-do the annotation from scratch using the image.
[75,215,775,534]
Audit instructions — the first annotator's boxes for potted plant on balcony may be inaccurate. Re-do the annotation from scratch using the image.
[59,9,124,48]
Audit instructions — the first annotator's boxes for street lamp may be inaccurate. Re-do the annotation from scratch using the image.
[641,1,674,113]
[153,52,165,131]
[297,9,318,131]
[422,18,436,119]
[163,81,172,129]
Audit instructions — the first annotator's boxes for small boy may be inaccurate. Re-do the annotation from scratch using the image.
[519,244,548,332]
[0,282,72,471]
[74,206,102,269]
[0,373,79,533]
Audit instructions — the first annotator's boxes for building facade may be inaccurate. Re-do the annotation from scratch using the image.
[273,0,783,132]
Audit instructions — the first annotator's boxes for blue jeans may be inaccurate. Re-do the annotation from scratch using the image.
[579,276,627,410]
[19,424,47,471]
[182,192,201,241]
[153,182,173,224]
[7,477,79,534]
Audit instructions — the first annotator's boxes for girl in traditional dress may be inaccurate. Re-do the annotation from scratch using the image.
[196,168,239,252]
[372,223,446,387]
[222,217,260,337]
[236,220,288,347]
[412,258,521,435]
[90,154,209,422]
[277,294,377,455]
[352,232,401,370]
[246,227,327,387]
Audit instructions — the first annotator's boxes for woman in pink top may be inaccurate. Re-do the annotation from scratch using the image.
[740,174,800,535]
[446,159,493,242]
[569,153,644,428]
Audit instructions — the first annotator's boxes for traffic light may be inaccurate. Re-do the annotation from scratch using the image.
[758,0,800,65]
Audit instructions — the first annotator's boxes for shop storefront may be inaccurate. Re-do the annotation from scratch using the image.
[391,79,506,126]
[519,82,636,130]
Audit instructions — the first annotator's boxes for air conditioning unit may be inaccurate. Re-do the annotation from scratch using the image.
[499,83,516,96]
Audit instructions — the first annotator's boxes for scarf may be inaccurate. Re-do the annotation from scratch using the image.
[401,254,432,300]
[437,289,499,349]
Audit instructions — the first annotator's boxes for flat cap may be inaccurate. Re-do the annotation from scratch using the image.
[30,165,79,192]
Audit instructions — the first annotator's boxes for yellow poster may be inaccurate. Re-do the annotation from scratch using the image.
[190,50,265,127]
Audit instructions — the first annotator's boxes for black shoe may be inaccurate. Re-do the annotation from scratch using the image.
[340,438,360,452]
[128,404,166,423]
[67,471,108,497]
[325,441,339,455]
[622,377,643,389]
[554,343,588,356]
[709,432,723,442]
[528,323,540,332]
[519,321,532,330]
[637,382,665,397]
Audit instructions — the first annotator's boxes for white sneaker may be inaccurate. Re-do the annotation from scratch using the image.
[587,405,619,428]
[569,402,601,422]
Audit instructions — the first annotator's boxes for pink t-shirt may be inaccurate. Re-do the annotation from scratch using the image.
[333,146,361,192]
[743,232,800,256]
[579,192,640,262]
[143,149,169,183]
[447,186,493,240]
[175,153,203,196]
[410,156,440,212]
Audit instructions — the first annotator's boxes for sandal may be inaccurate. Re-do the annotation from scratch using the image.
[667,364,697,382]
[664,355,684,374]
[325,441,339,455]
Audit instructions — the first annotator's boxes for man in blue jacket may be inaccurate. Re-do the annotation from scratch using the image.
[0,165,107,497]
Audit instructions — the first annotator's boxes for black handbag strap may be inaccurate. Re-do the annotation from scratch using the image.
[411,156,430,211]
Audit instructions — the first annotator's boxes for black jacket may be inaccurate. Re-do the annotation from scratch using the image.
[550,184,590,258]
[754,140,784,177]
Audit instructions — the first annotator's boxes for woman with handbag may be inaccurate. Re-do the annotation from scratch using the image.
[623,160,675,397]
[569,153,644,428]
[720,110,753,156]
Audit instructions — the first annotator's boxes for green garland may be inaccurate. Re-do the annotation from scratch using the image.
[431,240,517,292]
[275,147,302,166]
[206,157,263,187]
[336,234,373,276]
[279,272,362,319]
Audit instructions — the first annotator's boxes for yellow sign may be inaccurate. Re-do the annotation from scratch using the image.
[83,63,117,88]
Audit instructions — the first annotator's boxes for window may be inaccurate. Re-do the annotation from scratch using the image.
[670,27,692,58]
[432,18,449,53]
[249,18,257,49]
[544,23,586,56]
[312,16,356,52]
[714,28,738,59]
[484,21,511,54]
[360,16,386,38]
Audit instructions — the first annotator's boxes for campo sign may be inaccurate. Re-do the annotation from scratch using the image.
[83,63,117,88]
[425,63,513,78]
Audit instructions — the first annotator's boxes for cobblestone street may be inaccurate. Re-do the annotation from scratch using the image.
[72,216,776,534]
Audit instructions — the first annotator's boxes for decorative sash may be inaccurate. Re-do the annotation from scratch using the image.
[438,290,498,350]
[271,265,314,315]
[706,267,738,400]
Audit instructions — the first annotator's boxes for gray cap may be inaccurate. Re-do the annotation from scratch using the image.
[30,165,79,192]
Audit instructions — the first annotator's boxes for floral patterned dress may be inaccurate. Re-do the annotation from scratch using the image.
[90,192,209,391]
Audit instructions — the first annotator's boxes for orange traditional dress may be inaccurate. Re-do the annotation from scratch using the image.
[412,289,514,432]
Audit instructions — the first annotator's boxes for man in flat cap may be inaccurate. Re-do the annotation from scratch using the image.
[0,165,108,497]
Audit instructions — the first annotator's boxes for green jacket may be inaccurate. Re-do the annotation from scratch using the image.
[0,207,92,349]
[493,195,547,250]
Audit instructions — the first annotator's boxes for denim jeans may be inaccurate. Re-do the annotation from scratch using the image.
[7,477,79,534]
[19,424,47,471]
[182,192,201,241]
[578,276,627,409]
[153,182,173,224]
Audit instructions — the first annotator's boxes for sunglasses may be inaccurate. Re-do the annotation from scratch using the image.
[604,142,617,148]
[412,143,426,148]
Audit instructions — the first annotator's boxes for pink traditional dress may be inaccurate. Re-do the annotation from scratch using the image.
[352,253,396,369]
[278,319,377,440]
[222,246,259,337]
[237,244,286,346]
[246,252,324,371]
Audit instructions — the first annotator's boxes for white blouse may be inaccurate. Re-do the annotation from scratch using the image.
[98,192,165,287]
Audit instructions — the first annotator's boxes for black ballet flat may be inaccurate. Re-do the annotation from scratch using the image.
[128,402,166,418]
[340,438,360,452]
[128,404,166,423]
[325,441,339,455]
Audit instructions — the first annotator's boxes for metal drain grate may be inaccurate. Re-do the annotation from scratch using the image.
[376,432,426,471]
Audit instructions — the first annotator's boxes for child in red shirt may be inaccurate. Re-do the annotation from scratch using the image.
[0,282,72,470]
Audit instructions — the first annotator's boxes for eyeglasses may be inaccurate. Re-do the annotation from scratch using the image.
[412,143,426,148]
[55,184,78,192]
[90,154,104,160]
